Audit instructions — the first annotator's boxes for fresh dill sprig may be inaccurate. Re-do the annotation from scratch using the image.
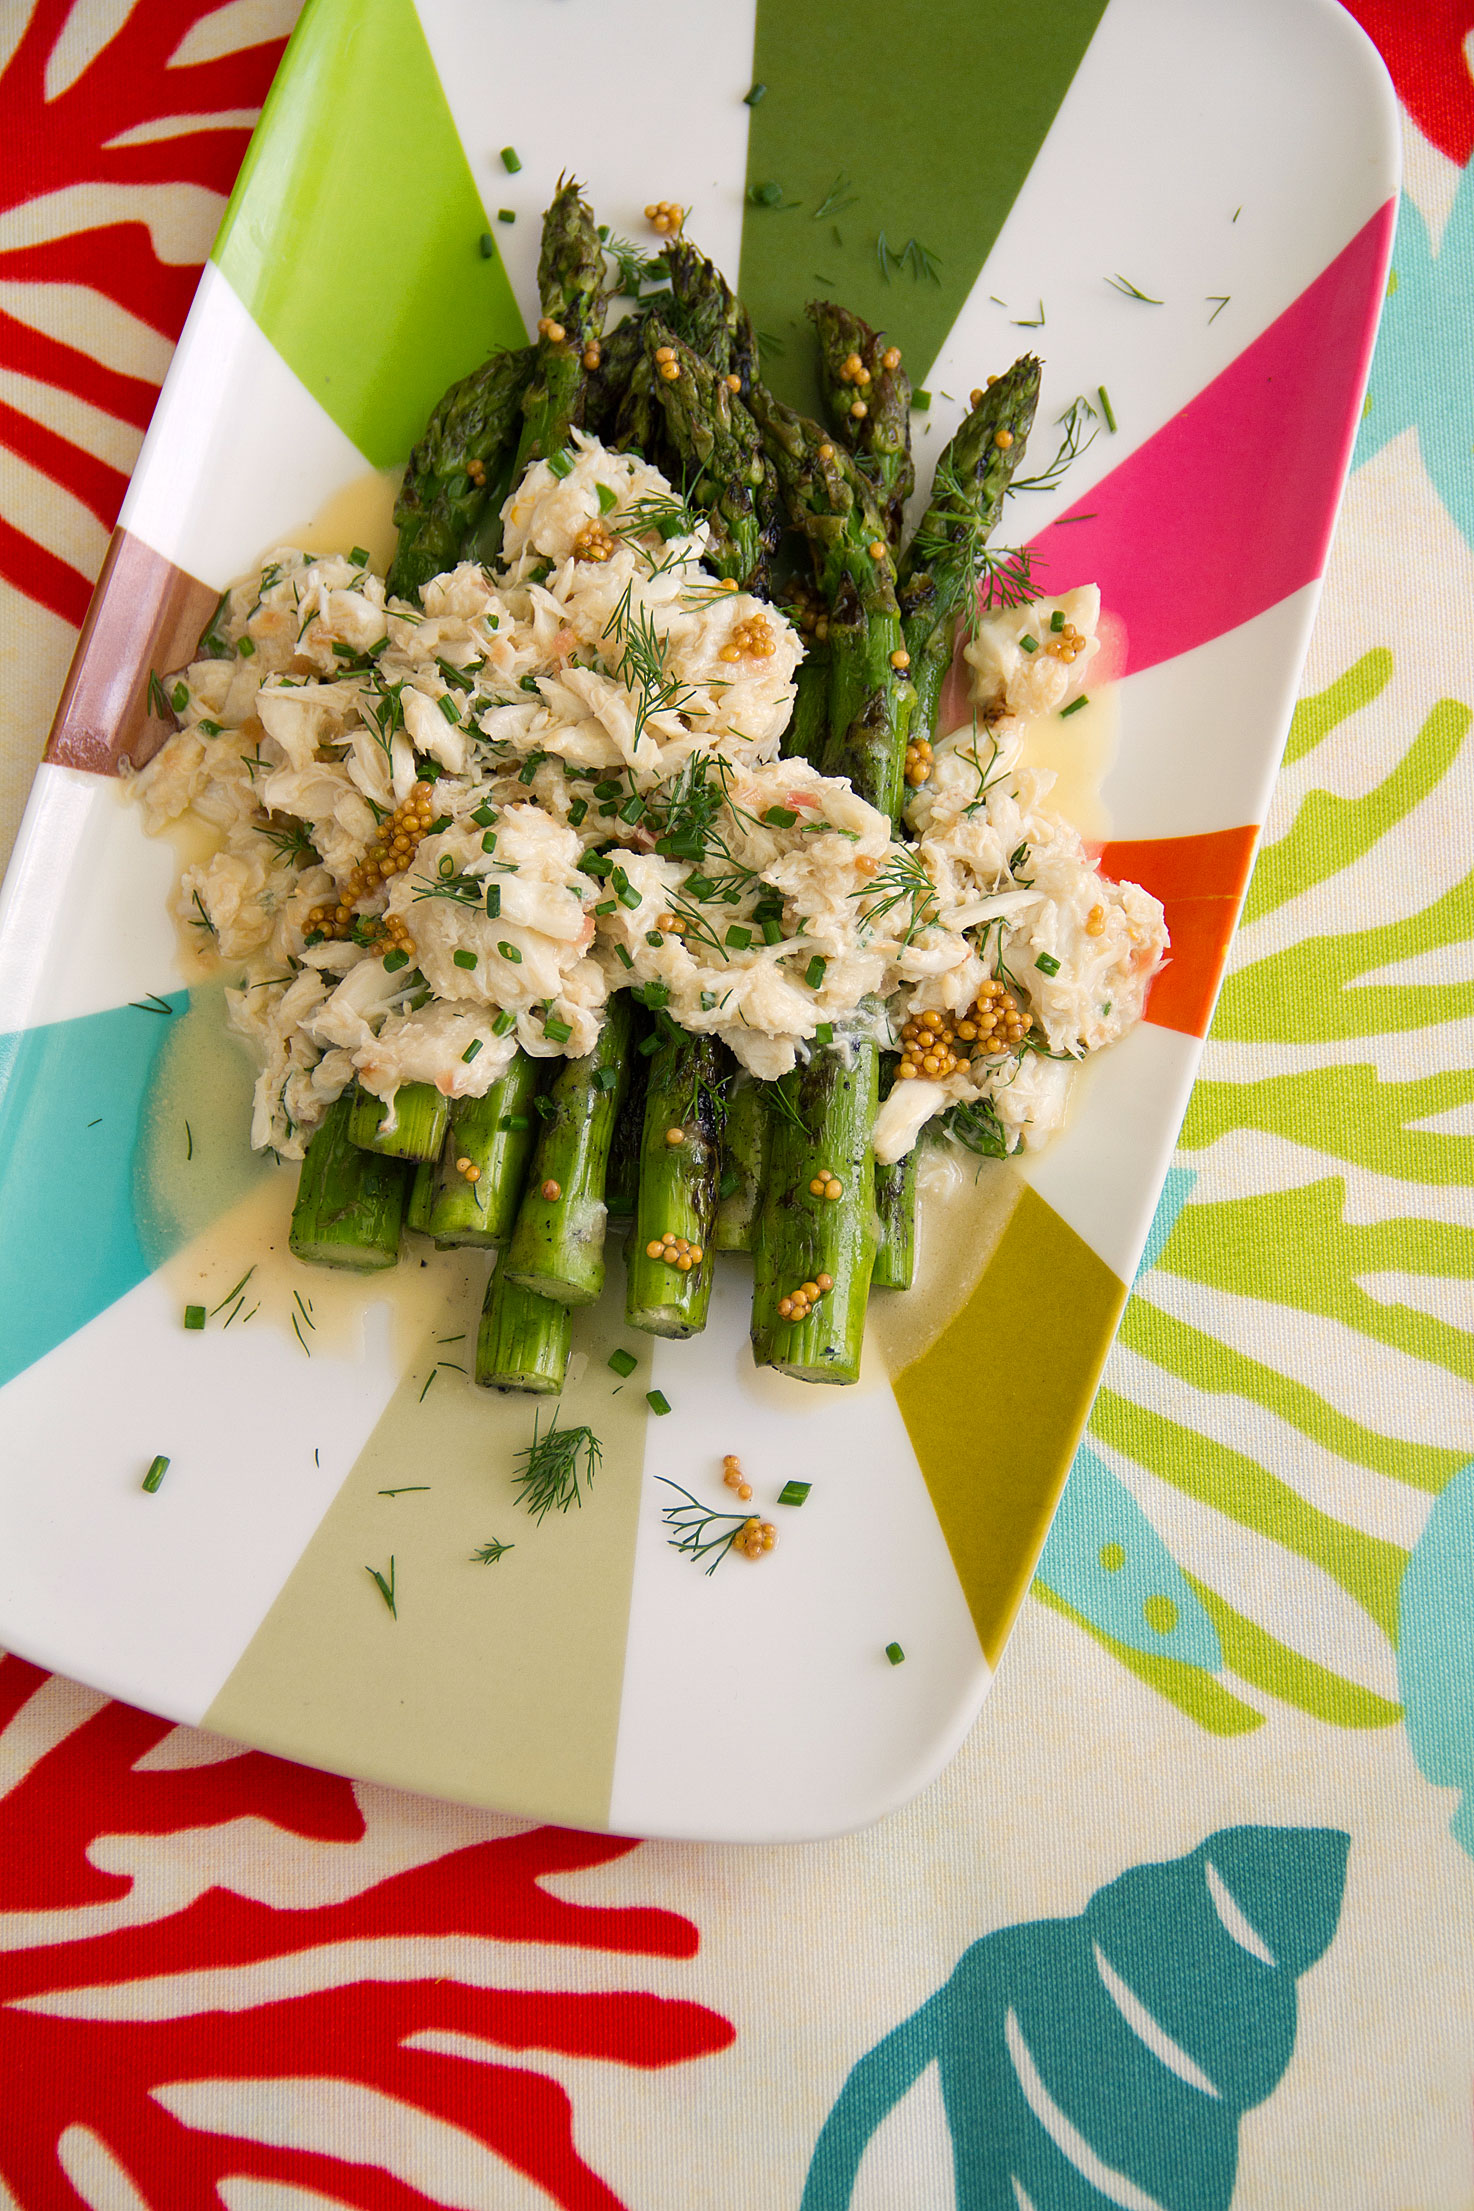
[658,1479,753,1574]
[852,848,940,944]
[1207,294,1230,324]
[512,1411,603,1523]
[603,584,696,746]
[976,544,1042,613]
[128,992,173,1015]
[411,859,486,908]
[366,1557,397,1617]
[198,589,232,658]
[1011,299,1046,328]
[257,815,319,865]
[812,172,858,222]
[473,1538,515,1564]
[604,232,667,295]
[1105,272,1163,304]
[1009,397,1099,495]
[766,1076,809,1135]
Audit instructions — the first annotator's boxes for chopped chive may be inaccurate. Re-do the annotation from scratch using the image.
[184,1305,205,1331]
[1050,609,1065,633]
[885,1641,906,1666]
[1019,634,1039,653]
[366,1557,397,1617]
[749,180,783,207]
[725,925,752,949]
[719,1168,740,1199]
[462,1039,483,1063]
[743,80,767,103]
[619,794,646,824]
[500,145,521,172]
[595,898,617,915]
[646,1389,672,1416]
[237,635,255,658]
[645,930,664,947]
[170,680,189,713]
[762,918,783,945]
[492,1009,516,1036]
[471,803,497,828]
[912,389,931,410]
[498,940,522,963]
[593,1064,619,1090]
[763,805,798,827]
[805,955,827,989]
[427,814,452,835]
[608,1347,638,1377]
[437,694,461,723]
[1035,952,1062,976]
[547,448,574,479]
[1060,694,1088,718]
[485,884,501,919]
[383,948,410,973]
[498,207,515,223]
[481,830,498,855]
[778,1480,811,1507]
[349,546,370,567]
[452,948,477,970]
[142,1454,170,1493]
[815,1021,834,1043]
[567,798,588,826]
[545,1016,572,1043]
[502,1114,529,1130]
[596,482,618,514]
[617,884,642,911]
[614,943,634,969]
[479,231,494,257]
[1097,385,1117,433]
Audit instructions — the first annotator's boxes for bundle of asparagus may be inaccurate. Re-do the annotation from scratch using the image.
[281,182,1071,1395]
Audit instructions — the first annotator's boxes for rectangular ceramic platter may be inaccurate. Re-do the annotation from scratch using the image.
[0,0,1396,1839]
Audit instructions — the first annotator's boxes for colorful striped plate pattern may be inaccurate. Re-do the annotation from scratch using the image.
[0,0,1397,1839]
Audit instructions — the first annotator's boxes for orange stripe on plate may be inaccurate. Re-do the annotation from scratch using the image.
[1100,826,1259,1039]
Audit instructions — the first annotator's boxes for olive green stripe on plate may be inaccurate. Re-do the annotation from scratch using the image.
[204,1284,650,1829]
[739,0,1110,414]
[891,1182,1124,1668]
[213,0,526,469]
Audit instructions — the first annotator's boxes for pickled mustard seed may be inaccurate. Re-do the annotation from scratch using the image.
[142,1455,170,1493]
[885,1641,906,1665]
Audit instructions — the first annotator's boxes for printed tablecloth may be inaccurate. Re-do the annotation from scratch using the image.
[1,2,1471,2204]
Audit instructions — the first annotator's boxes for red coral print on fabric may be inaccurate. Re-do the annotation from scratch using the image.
[0,0,290,625]
[0,1656,734,2207]
[1339,1,1474,167]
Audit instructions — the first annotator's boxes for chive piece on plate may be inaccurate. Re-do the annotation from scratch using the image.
[142,1454,170,1493]
[184,1305,205,1332]
[778,1480,811,1507]
[608,1347,638,1378]
[501,145,522,173]
[646,1389,672,1416]
[885,1641,906,1665]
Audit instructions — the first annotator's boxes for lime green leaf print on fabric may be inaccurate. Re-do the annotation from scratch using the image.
[1045,649,1472,1734]
[801,1826,1350,2210]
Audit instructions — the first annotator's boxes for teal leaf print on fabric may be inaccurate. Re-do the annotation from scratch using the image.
[801,1826,1350,2211]
[1035,1444,1222,1671]
[1353,164,1474,546]
[1398,1459,1474,1858]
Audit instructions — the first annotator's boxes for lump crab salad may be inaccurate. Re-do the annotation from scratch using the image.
[136,436,1164,1173]
[132,182,1167,1394]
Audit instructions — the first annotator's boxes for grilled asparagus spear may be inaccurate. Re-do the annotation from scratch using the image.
[808,302,913,546]
[387,346,535,598]
[513,179,607,472]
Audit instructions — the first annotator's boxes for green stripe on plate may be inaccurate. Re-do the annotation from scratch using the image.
[891,1183,1123,1666]
[213,0,526,469]
[739,0,1109,413]
[203,1281,650,1828]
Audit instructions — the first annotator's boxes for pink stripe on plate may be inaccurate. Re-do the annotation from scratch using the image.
[1024,200,1396,677]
